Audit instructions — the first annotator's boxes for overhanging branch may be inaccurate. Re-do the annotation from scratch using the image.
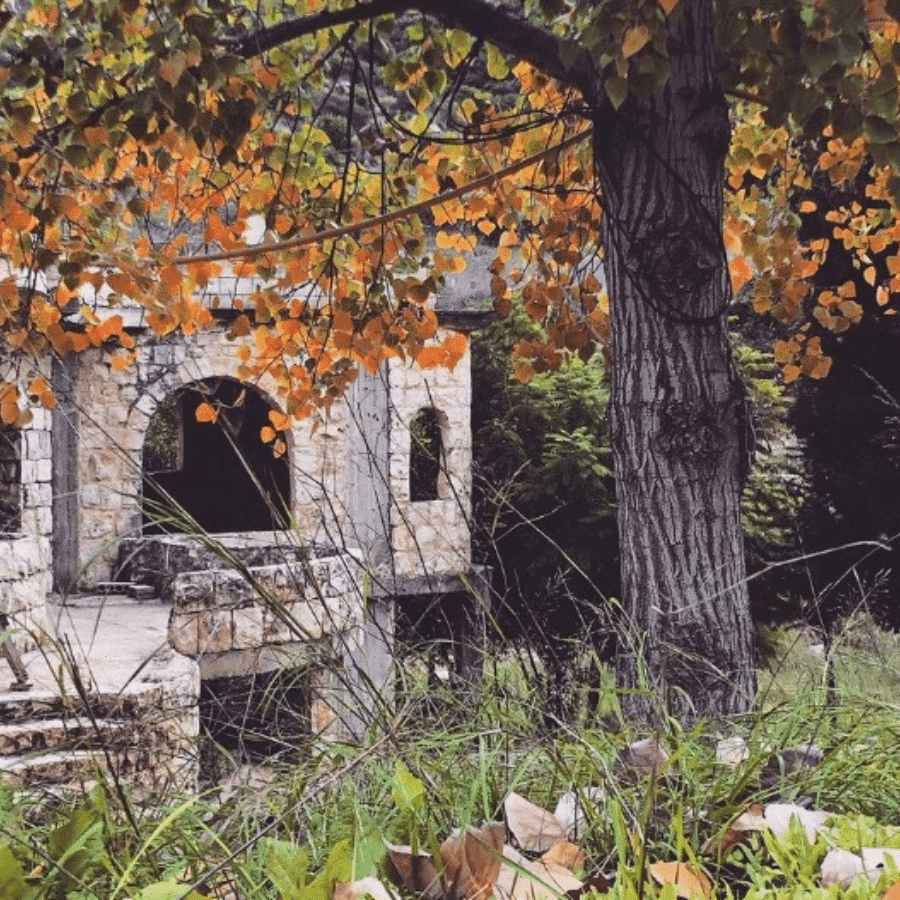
[227,0,596,100]
[172,127,592,265]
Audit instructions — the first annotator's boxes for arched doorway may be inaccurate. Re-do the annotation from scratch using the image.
[142,378,290,533]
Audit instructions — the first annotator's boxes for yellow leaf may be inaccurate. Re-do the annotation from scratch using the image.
[877,285,890,305]
[486,43,510,79]
[648,862,712,900]
[416,345,445,369]
[799,200,817,213]
[622,25,651,59]
[783,364,801,383]
[838,299,863,322]
[260,425,276,443]
[773,339,796,364]
[864,265,877,286]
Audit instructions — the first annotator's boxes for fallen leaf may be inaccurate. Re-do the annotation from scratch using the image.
[496,846,583,900]
[861,848,900,877]
[703,802,768,857]
[505,793,568,853]
[553,788,605,839]
[541,841,585,873]
[763,803,831,841]
[616,738,669,779]
[385,841,442,900]
[335,877,397,900]
[441,823,505,900]
[821,849,865,888]
[715,736,749,765]
[648,862,712,899]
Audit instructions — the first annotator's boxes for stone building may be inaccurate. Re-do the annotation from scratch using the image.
[0,248,493,737]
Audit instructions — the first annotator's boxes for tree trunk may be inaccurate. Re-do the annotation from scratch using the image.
[594,0,756,722]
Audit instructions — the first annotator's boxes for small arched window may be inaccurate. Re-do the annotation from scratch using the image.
[409,407,443,502]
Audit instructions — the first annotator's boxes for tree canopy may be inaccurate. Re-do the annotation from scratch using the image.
[0,0,893,418]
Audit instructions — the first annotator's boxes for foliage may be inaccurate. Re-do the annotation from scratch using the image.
[7,631,900,898]
[471,311,617,714]
[733,343,808,626]
[4,0,900,714]
[791,317,900,633]
[471,316,807,694]
[0,0,896,417]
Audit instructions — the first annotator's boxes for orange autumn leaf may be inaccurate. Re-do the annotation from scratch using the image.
[194,401,218,423]
[648,862,712,899]
[416,345,446,368]
[882,880,900,900]
[729,256,753,292]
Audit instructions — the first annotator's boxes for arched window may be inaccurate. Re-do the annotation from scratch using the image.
[409,407,444,502]
[142,378,290,533]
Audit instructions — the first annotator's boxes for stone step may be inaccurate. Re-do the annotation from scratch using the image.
[117,532,321,594]
[0,683,180,725]
[0,745,155,789]
[0,716,136,756]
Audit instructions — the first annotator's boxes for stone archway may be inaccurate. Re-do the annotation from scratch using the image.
[142,378,290,534]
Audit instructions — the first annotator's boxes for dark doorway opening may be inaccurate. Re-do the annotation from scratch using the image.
[142,378,290,533]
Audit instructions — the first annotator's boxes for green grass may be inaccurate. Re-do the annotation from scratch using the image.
[5,619,900,898]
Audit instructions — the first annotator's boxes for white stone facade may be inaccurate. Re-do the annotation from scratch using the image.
[54,319,474,592]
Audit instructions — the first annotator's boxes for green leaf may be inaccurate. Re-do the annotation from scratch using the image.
[47,785,108,892]
[0,846,35,900]
[130,879,206,900]
[605,76,628,110]
[352,813,385,881]
[864,114,898,145]
[264,838,309,900]
[391,760,425,814]
[485,43,510,80]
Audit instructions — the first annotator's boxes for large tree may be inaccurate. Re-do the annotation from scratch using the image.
[1,0,899,720]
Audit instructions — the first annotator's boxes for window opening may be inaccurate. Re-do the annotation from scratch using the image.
[142,378,290,533]
[409,407,443,502]
[0,425,20,533]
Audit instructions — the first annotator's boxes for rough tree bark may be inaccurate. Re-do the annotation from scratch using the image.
[593,0,756,721]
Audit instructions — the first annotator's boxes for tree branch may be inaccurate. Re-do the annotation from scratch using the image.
[227,0,596,101]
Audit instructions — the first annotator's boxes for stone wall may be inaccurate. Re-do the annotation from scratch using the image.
[57,321,474,591]
[0,533,51,651]
[0,409,53,650]
[388,353,472,580]
[167,553,363,658]
[22,408,53,540]
[59,327,350,587]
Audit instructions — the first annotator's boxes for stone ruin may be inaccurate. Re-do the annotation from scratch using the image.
[0,247,495,789]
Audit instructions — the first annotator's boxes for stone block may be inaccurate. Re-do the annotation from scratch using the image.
[23,429,51,460]
[262,603,294,644]
[171,574,216,609]
[231,604,264,649]
[196,609,233,654]
[168,613,199,656]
